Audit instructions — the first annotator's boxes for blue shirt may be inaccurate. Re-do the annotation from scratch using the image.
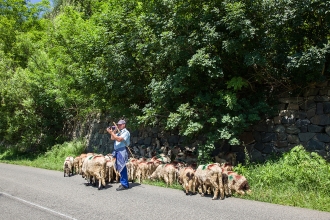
[114,128,130,150]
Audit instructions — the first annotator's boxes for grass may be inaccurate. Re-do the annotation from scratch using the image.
[0,142,329,212]
[234,145,330,212]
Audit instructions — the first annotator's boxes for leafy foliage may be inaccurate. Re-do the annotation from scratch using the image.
[0,0,329,155]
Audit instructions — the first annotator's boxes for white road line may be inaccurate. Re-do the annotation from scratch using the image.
[0,192,77,220]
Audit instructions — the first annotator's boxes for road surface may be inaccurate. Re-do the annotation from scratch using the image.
[0,163,329,220]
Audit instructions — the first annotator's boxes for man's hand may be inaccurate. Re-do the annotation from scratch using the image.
[107,127,114,135]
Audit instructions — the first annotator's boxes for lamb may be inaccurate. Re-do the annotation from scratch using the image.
[63,160,72,177]
[149,163,177,187]
[195,163,225,200]
[63,156,74,177]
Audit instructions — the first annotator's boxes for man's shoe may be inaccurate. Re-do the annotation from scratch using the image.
[116,185,128,191]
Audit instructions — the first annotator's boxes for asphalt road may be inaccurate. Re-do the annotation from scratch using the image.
[0,163,329,220]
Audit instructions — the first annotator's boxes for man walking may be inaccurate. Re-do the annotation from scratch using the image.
[107,119,130,190]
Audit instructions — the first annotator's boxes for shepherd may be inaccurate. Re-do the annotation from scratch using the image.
[107,119,131,191]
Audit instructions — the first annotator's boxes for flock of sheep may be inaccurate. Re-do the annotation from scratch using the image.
[63,146,251,200]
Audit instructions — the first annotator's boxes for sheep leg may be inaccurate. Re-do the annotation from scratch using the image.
[169,172,174,186]
[210,174,219,200]
[184,179,189,195]
[163,173,169,187]
[191,179,197,195]
[218,173,225,200]
[141,169,146,182]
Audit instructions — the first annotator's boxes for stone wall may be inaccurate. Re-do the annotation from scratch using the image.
[72,114,194,155]
[240,82,330,163]
[73,82,330,163]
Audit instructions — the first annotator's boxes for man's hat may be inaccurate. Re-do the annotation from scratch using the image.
[117,119,126,124]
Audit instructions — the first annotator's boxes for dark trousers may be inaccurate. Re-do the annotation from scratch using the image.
[120,165,129,188]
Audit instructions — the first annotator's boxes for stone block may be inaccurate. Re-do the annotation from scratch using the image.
[254,142,265,151]
[296,111,307,119]
[300,100,316,110]
[295,119,310,127]
[307,139,325,151]
[277,132,287,141]
[274,125,285,133]
[275,141,288,148]
[250,149,264,162]
[298,132,315,142]
[287,135,300,144]
[262,143,276,154]
[307,124,324,133]
[314,133,330,143]
[285,125,300,134]
[310,114,330,125]
[323,102,330,114]
[325,126,330,136]
[316,103,324,115]
[299,125,308,133]
[262,132,277,142]
[306,108,316,119]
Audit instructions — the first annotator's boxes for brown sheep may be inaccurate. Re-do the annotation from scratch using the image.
[105,154,119,183]
[63,161,71,177]
[136,161,149,183]
[222,170,251,196]
[127,157,140,183]
[177,166,197,195]
[63,156,74,177]
[195,163,225,200]
[73,156,80,175]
